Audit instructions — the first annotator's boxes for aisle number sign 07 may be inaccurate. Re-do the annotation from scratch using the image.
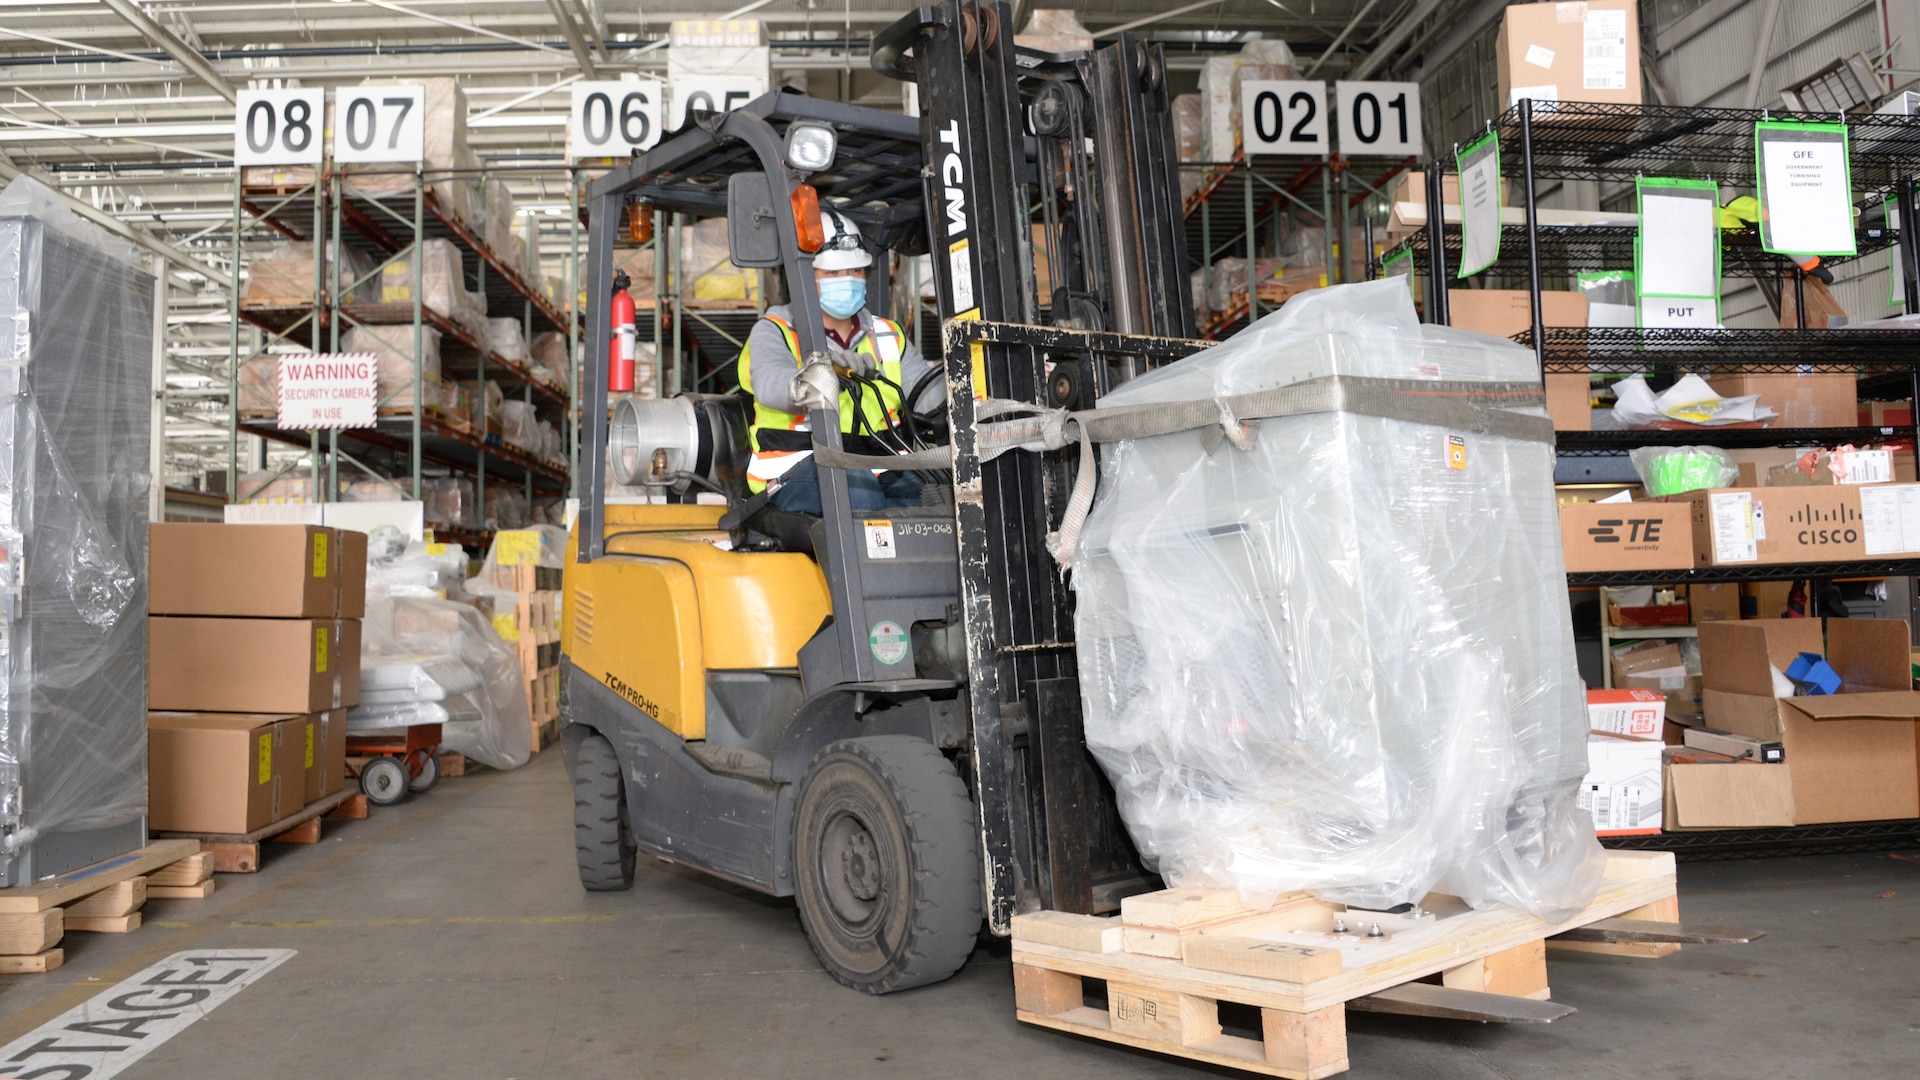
[1334,81,1423,157]
[1240,81,1328,155]
[233,88,326,166]
[332,85,426,164]
[568,81,663,161]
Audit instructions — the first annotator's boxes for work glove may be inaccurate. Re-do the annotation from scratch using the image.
[828,347,876,379]
[789,358,840,413]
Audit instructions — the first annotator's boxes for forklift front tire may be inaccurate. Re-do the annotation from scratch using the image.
[571,731,637,891]
[793,736,983,994]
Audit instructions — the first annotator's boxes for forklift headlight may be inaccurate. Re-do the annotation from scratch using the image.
[785,124,837,173]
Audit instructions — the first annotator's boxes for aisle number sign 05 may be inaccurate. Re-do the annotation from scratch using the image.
[667,75,766,132]
[332,85,426,164]
[1241,81,1327,155]
[568,81,663,161]
[233,88,326,166]
[1335,82,1422,157]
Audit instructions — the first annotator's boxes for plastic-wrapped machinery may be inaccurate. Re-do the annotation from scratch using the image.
[0,177,152,885]
[1074,278,1605,919]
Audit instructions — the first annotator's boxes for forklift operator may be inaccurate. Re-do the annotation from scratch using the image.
[736,210,938,516]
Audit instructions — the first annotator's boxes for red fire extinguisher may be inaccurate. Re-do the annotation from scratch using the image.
[608,270,636,394]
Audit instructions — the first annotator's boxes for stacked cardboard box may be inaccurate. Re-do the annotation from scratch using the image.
[146,525,367,833]
[482,531,563,747]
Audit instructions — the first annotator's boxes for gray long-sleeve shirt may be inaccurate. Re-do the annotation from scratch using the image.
[744,303,940,415]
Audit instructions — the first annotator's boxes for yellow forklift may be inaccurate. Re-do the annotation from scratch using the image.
[562,1,1206,993]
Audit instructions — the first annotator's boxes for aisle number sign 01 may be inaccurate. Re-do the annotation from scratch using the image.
[1240,81,1327,155]
[569,81,664,161]
[1335,81,1422,157]
[666,75,766,132]
[332,85,426,164]
[1754,120,1856,257]
[234,88,326,166]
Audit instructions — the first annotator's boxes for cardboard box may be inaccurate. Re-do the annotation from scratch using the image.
[1496,0,1642,110]
[150,524,341,618]
[1580,734,1663,834]
[1446,289,1588,339]
[1708,373,1858,429]
[1624,672,1703,721]
[1559,502,1695,572]
[1699,619,1920,824]
[1609,640,1684,682]
[1683,726,1785,763]
[149,616,348,714]
[1741,580,1796,619]
[1689,584,1740,624]
[1586,687,1666,739]
[1545,374,1592,431]
[148,712,303,833]
[1860,400,1914,428]
[1686,484,1920,566]
[1663,749,1797,830]
[337,529,368,619]
[297,707,350,802]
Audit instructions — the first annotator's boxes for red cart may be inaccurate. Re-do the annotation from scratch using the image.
[347,722,442,805]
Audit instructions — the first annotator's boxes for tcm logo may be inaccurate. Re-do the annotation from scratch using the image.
[937,120,967,236]
[1587,518,1663,545]
[1789,502,1859,546]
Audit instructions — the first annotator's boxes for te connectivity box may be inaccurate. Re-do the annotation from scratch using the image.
[1559,502,1695,572]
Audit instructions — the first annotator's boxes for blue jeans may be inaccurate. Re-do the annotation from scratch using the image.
[768,458,922,515]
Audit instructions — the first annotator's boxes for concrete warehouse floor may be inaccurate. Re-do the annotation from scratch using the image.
[2,751,1915,1080]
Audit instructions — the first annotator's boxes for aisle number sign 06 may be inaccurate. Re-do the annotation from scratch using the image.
[568,81,663,161]
[332,85,426,164]
[1240,81,1328,155]
[1334,81,1422,157]
[233,88,326,166]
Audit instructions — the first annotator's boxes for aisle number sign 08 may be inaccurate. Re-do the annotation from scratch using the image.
[568,81,663,161]
[332,86,426,164]
[233,89,327,166]
[1240,81,1328,155]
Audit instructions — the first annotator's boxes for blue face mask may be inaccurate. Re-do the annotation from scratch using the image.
[818,276,867,319]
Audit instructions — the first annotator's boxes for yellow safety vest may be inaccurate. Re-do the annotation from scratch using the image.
[736,314,909,491]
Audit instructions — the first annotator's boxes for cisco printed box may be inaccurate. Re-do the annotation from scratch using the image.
[1684,484,1920,567]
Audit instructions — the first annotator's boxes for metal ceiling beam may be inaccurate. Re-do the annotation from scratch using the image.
[541,0,598,77]
[96,0,236,104]
[1304,0,1384,78]
[1350,0,1451,80]
[0,150,218,277]
[1095,0,1229,39]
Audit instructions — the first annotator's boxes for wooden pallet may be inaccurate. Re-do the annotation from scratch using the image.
[1011,851,1681,1079]
[530,717,560,754]
[157,789,369,873]
[435,750,488,777]
[0,840,211,971]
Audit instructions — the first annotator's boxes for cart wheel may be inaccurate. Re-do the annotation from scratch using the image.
[361,756,409,806]
[409,751,440,793]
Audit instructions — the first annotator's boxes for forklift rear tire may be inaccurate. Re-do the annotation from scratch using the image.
[793,736,982,994]
[571,731,636,891]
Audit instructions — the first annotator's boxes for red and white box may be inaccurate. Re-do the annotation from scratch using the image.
[1586,687,1667,739]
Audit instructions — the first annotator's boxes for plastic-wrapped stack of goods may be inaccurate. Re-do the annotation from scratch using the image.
[1173,94,1204,203]
[488,316,529,365]
[147,525,367,832]
[532,497,565,526]
[242,241,376,306]
[1013,9,1094,52]
[422,476,477,530]
[530,331,569,388]
[682,217,759,302]
[438,378,474,429]
[484,486,531,530]
[499,399,537,451]
[481,179,525,274]
[342,478,410,503]
[482,380,505,436]
[535,419,564,464]
[378,238,487,340]
[355,528,531,769]
[343,78,478,226]
[343,324,443,411]
[1198,40,1297,161]
[470,527,567,750]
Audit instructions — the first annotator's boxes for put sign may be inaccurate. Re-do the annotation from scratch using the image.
[279,352,378,429]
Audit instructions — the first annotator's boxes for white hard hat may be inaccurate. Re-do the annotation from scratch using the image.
[813,209,872,272]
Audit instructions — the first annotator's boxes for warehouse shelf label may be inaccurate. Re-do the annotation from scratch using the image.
[1240,80,1327,156]
[332,85,426,164]
[569,80,664,161]
[1636,177,1721,327]
[1456,131,1502,278]
[234,88,326,166]
[1755,120,1857,257]
[278,352,378,430]
[1335,81,1422,157]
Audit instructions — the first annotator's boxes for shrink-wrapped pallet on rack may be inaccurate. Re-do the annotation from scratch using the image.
[484,487,531,530]
[242,241,377,305]
[342,324,442,411]
[1197,39,1296,162]
[500,399,537,450]
[468,527,567,747]
[1074,278,1605,919]
[343,78,475,223]
[489,316,529,364]
[377,238,487,339]
[422,477,477,530]
[681,217,759,301]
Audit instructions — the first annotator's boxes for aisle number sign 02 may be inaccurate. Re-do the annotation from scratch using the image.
[568,81,663,161]
[332,85,426,164]
[234,88,326,166]
[1240,81,1327,155]
[667,75,766,132]
[1335,81,1422,157]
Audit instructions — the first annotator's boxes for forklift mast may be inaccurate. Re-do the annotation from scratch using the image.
[873,1,1198,926]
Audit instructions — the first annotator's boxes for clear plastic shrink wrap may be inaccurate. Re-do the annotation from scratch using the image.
[357,528,531,769]
[1073,278,1605,919]
[0,176,152,884]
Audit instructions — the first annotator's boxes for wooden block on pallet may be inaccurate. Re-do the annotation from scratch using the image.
[1014,962,1083,1015]
[1261,1004,1349,1078]
[1013,911,1123,954]
[271,817,323,844]
[0,909,63,955]
[149,881,218,901]
[0,839,201,914]
[1111,981,1224,1048]
[0,947,62,974]
[66,912,141,934]
[326,794,370,820]
[1183,935,1344,983]
[1548,894,1683,959]
[1442,939,1551,1000]
[208,844,263,874]
[66,878,146,919]
[148,852,215,888]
